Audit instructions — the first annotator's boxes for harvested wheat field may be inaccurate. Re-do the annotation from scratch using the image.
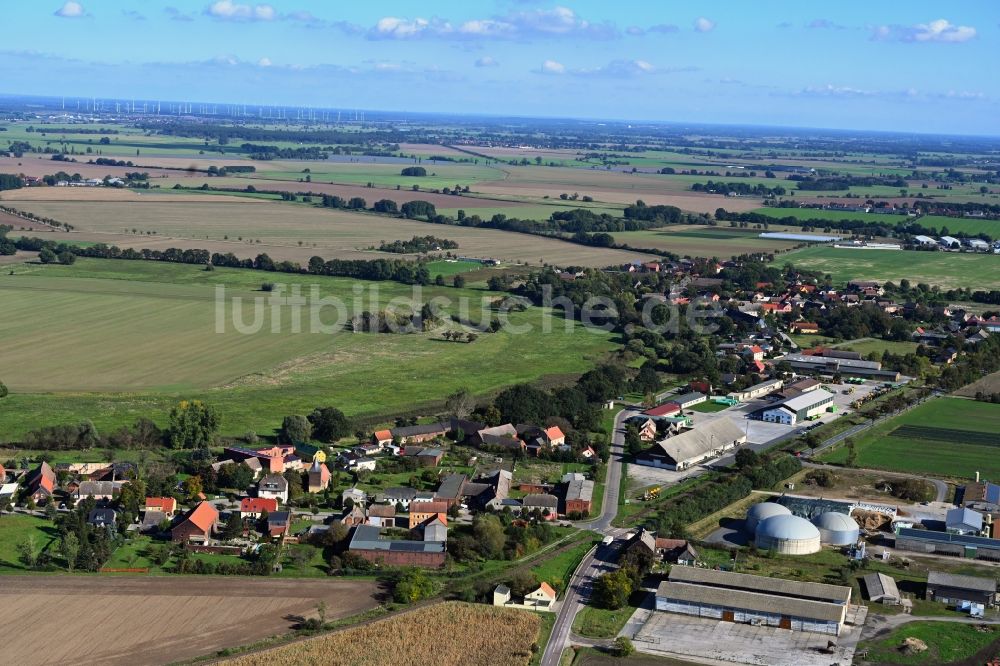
[0,187,255,203]
[0,575,380,666]
[7,198,655,267]
[222,601,541,666]
[0,155,178,179]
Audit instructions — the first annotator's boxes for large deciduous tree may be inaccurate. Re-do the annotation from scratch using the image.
[307,407,351,443]
[167,400,220,448]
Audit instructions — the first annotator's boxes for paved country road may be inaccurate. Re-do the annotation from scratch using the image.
[540,407,632,666]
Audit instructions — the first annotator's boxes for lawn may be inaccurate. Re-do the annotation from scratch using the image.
[0,514,62,571]
[775,245,1000,290]
[819,397,1000,480]
[688,401,729,413]
[530,534,596,595]
[835,339,919,357]
[0,258,619,441]
[859,621,1000,665]
[572,603,636,639]
[425,259,485,277]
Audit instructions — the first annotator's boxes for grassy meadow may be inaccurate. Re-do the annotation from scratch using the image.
[610,225,810,258]
[820,398,1000,480]
[776,245,1000,290]
[0,258,618,442]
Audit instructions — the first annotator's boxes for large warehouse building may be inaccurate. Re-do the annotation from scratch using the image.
[760,389,835,425]
[635,418,747,470]
[655,567,852,635]
[779,353,901,381]
[895,527,1000,562]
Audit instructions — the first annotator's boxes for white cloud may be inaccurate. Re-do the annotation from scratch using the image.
[122,10,146,21]
[368,6,617,40]
[539,59,566,75]
[535,59,688,78]
[475,56,499,68]
[693,17,715,33]
[54,2,85,18]
[257,57,272,67]
[205,1,276,22]
[872,18,976,43]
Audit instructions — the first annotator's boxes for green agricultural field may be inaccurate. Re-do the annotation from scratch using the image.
[776,245,1000,290]
[0,258,618,442]
[253,162,504,189]
[610,225,812,258]
[752,207,1000,237]
[820,398,1000,479]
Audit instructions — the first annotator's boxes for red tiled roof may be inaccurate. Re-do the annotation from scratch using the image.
[374,429,393,441]
[536,582,557,599]
[410,501,449,514]
[145,497,177,513]
[544,426,565,441]
[185,501,219,532]
[240,497,279,513]
[644,403,681,417]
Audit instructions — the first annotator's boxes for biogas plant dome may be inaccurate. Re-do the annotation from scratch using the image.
[813,511,861,546]
[744,502,792,534]
[755,514,822,555]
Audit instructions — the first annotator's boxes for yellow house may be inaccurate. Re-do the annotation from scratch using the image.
[295,444,327,463]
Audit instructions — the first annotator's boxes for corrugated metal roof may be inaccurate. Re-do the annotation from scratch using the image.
[650,418,747,464]
[667,566,851,604]
[656,581,846,623]
[927,571,997,593]
[863,572,900,601]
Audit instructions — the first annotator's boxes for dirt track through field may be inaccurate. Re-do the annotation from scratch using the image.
[0,575,381,666]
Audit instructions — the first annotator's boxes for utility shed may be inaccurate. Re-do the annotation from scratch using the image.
[925,572,997,606]
[655,567,852,636]
[863,572,901,605]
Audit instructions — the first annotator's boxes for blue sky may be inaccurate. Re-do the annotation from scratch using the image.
[3,1,998,134]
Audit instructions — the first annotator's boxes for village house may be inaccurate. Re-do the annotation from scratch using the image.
[521,493,559,520]
[266,511,292,538]
[367,504,397,528]
[409,500,449,529]
[171,501,219,543]
[73,480,123,501]
[240,497,279,519]
[144,497,177,517]
[372,429,394,447]
[294,443,326,463]
[257,474,289,503]
[390,422,448,444]
[26,461,56,503]
[493,582,558,612]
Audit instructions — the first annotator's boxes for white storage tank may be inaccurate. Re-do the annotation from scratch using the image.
[745,501,792,534]
[813,511,861,546]
[755,514,822,555]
